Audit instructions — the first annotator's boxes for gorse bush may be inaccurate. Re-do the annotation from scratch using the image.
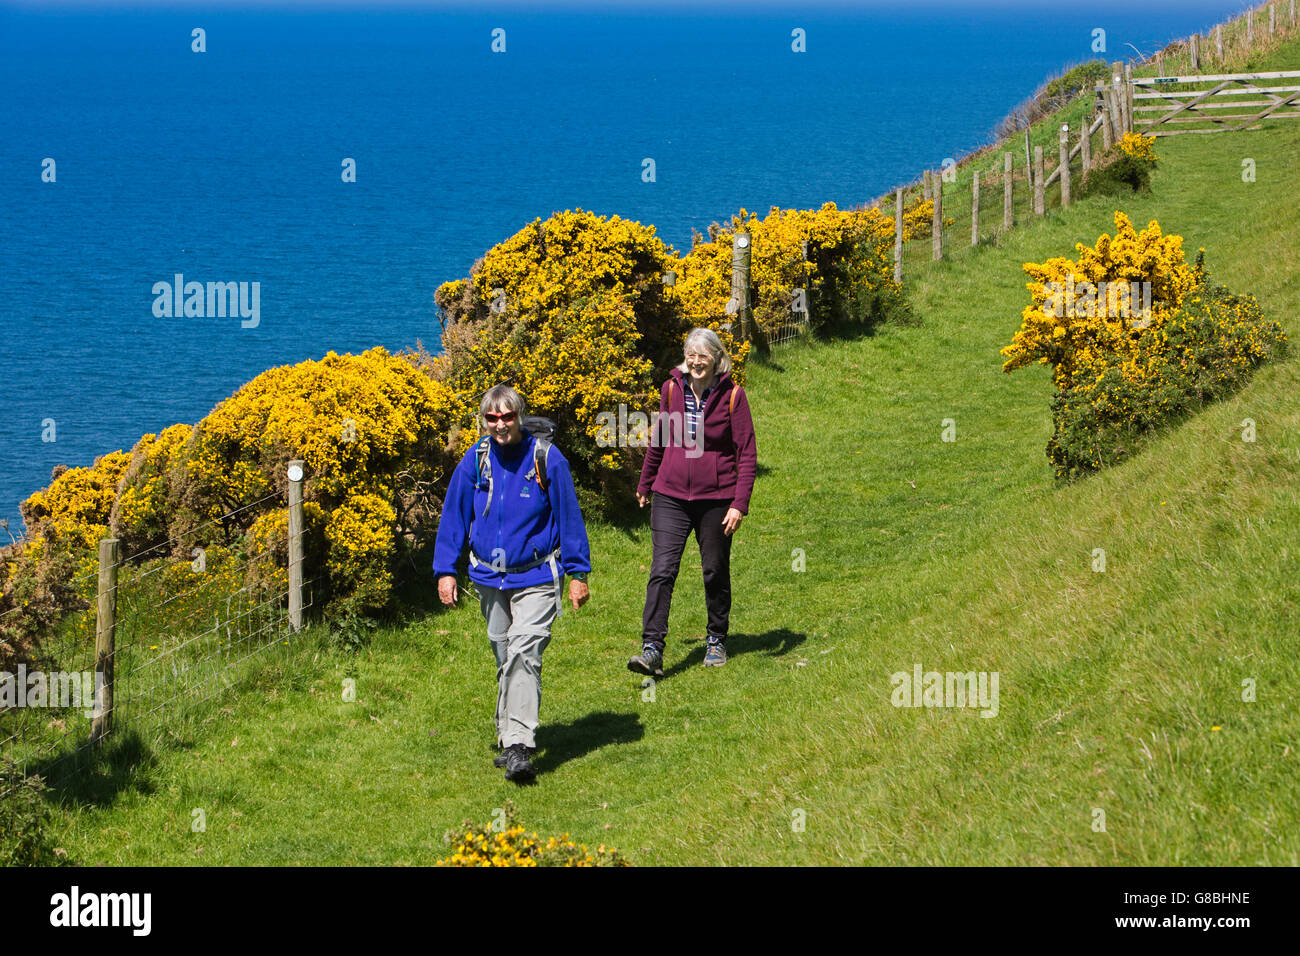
[437,803,629,867]
[673,202,904,341]
[110,424,193,558]
[1,451,131,670]
[1048,268,1285,477]
[2,347,463,666]
[1080,132,1159,198]
[1003,211,1195,392]
[1003,212,1286,477]
[434,211,670,497]
[4,204,906,643]
[20,452,131,557]
[436,209,686,375]
[170,347,464,617]
[898,196,954,241]
[433,204,903,506]
[1118,131,1158,163]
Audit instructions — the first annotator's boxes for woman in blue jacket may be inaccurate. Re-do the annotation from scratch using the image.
[433,385,591,782]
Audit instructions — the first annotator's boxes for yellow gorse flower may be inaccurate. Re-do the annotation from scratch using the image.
[1119,131,1158,162]
[1002,212,1284,479]
[437,806,629,867]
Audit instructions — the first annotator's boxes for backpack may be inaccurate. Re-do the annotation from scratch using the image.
[474,416,555,516]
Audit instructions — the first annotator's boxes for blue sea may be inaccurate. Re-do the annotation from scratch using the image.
[0,0,1247,530]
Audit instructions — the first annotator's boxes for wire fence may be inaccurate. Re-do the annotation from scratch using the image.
[869,0,1300,279]
[766,246,815,347]
[0,472,316,798]
[4,3,1292,801]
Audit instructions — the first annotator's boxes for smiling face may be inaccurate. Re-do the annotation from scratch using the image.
[484,404,523,445]
[684,347,716,386]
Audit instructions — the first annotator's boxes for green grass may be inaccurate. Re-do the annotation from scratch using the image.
[886,4,1300,249]
[35,36,1300,868]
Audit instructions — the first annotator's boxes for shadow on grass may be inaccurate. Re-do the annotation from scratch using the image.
[532,710,644,775]
[661,627,806,679]
[33,728,158,808]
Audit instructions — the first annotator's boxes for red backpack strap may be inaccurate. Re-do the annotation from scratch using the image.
[729,384,739,415]
[667,379,675,408]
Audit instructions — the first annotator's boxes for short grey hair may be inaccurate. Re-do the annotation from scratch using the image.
[479,385,526,425]
[676,327,732,376]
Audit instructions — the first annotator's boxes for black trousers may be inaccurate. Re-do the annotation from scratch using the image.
[641,493,733,649]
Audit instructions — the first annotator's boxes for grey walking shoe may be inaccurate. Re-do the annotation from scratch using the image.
[703,639,727,667]
[503,744,535,782]
[627,643,664,677]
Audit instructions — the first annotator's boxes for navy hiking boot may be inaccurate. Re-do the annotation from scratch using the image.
[503,744,535,782]
[495,745,534,768]
[628,643,664,677]
[703,638,727,667]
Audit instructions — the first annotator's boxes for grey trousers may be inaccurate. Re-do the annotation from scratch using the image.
[477,581,559,749]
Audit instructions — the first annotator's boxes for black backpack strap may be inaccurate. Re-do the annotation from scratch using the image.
[474,436,492,483]
[474,436,492,516]
[527,438,552,493]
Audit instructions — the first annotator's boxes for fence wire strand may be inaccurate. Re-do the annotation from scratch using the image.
[2,484,317,798]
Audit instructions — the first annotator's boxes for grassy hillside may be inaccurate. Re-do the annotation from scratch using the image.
[43,38,1300,867]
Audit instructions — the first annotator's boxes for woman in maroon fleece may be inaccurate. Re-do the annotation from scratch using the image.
[628,328,757,674]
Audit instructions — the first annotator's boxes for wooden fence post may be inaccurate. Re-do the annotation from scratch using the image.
[1124,63,1135,133]
[1270,4,1277,36]
[1033,146,1045,215]
[971,170,980,245]
[1098,83,1114,148]
[1157,51,1164,77]
[1248,9,1254,45]
[1216,24,1225,60]
[1110,63,1125,135]
[922,169,931,202]
[1059,125,1071,206]
[732,231,760,351]
[1023,129,1032,189]
[1081,112,1092,172]
[1191,33,1200,71]
[90,538,119,746]
[931,180,943,260]
[288,460,304,632]
[1291,0,1296,29]
[894,188,903,283]
[1003,152,1013,231]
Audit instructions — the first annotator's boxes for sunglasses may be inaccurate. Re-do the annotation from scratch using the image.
[483,411,518,424]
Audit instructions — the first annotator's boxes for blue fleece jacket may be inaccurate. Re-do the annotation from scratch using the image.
[432,433,592,590]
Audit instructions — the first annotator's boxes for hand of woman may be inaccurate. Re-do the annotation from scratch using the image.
[568,579,590,609]
[437,575,459,606]
[637,493,650,508]
[722,508,744,536]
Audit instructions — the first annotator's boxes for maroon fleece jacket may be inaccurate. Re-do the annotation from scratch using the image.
[637,368,758,513]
